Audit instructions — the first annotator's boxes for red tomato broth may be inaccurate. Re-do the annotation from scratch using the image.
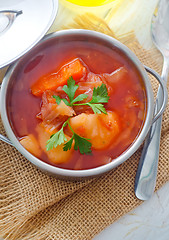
[7,38,147,170]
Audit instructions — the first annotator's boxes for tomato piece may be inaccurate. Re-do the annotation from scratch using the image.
[31,58,87,96]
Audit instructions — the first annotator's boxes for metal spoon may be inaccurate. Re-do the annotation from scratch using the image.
[135,0,169,200]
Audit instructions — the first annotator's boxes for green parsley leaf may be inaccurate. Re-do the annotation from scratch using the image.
[63,136,74,151]
[73,83,109,114]
[90,83,109,103]
[62,76,79,104]
[46,121,68,151]
[53,95,61,104]
[73,133,92,154]
[71,93,88,104]
[63,133,92,154]
[53,95,70,106]
[87,103,107,115]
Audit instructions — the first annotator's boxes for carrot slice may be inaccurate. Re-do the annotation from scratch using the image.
[31,58,87,96]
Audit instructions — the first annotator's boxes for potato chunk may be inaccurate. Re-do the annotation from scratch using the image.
[69,112,120,150]
[20,134,42,158]
[36,124,74,164]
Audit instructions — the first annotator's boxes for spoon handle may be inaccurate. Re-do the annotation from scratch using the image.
[135,58,169,200]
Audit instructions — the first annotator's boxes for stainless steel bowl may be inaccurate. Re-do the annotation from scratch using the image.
[0,29,167,179]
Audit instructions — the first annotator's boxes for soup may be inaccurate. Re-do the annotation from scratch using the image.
[7,38,147,170]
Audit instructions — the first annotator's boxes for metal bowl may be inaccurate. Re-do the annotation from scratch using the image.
[0,29,167,179]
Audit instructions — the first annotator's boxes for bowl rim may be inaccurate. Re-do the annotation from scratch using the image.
[0,29,154,178]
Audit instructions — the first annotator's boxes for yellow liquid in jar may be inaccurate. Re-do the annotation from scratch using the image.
[65,0,115,7]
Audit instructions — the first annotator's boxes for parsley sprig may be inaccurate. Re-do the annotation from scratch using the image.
[63,120,92,154]
[46,118,92,154]
[46,76,109,154]
[46,121,68,151]
[53,77,109,114]
[53,77,88,107]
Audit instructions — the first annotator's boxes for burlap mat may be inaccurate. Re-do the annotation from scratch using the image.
[0,14,169,240]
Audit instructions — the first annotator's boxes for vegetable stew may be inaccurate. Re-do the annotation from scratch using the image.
[7,39,147,170]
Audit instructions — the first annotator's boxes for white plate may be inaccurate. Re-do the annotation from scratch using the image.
[0,0,58,68]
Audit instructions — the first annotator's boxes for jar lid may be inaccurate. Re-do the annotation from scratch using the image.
[0,0,58,68]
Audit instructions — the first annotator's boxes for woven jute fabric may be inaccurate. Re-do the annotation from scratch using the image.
[0,15,169,240]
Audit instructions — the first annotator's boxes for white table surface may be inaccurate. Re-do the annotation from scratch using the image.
[94,182,169,240]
